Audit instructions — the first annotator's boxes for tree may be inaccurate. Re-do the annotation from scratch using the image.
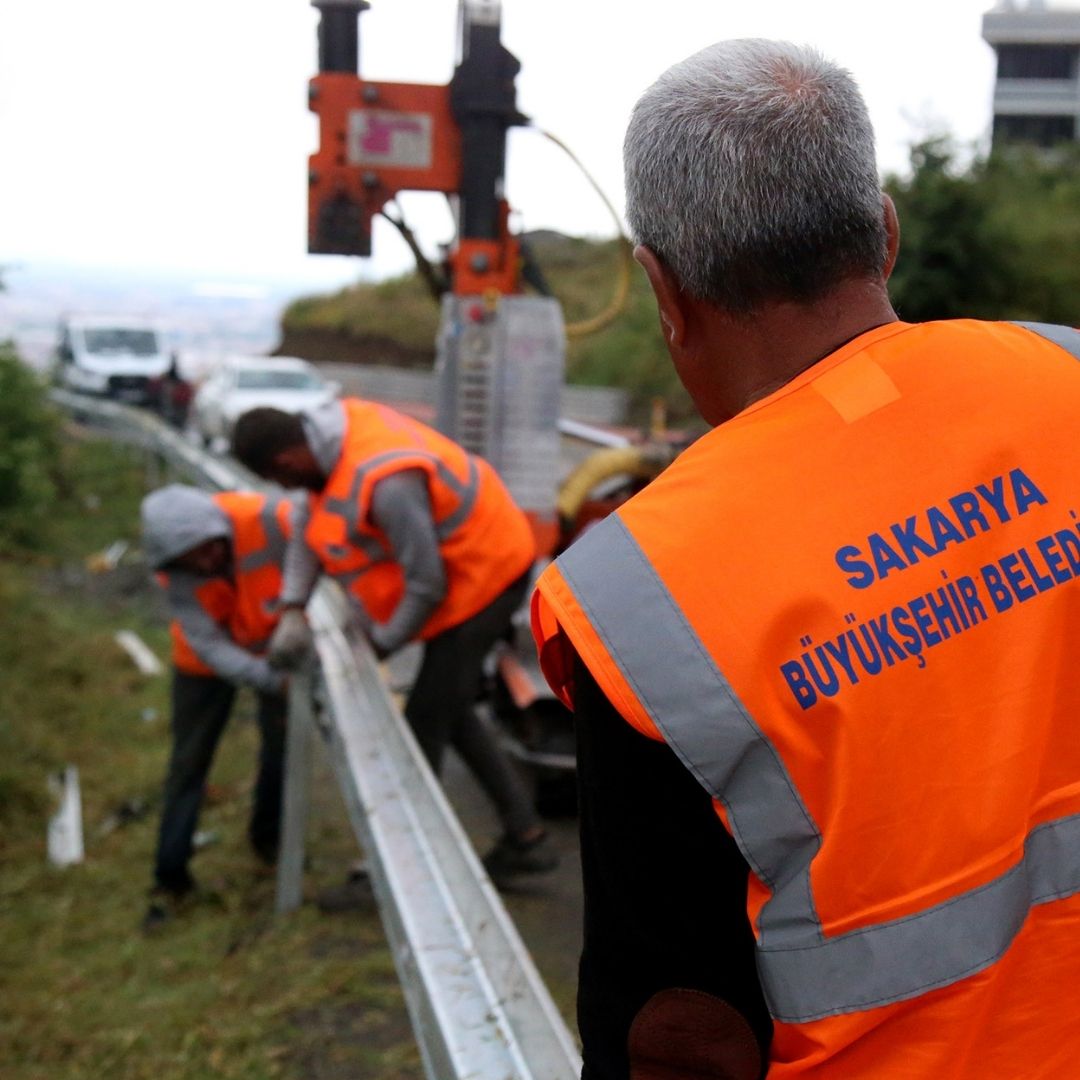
[885,139,1019,322]
[0,343,61,550]
[980,143,1080,323]
[886,137,1080,325]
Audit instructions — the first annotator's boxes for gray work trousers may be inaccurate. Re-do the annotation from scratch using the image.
[153,671,286,893]
[404,573,539,839]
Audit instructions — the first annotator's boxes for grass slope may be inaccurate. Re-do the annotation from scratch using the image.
[280,233,696,421]
[0,435,421,1080]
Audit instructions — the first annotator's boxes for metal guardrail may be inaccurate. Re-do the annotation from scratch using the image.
[50,389,583,1080]
[317,360,631,426]
[556,417,631,449]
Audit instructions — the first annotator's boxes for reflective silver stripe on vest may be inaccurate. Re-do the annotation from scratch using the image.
[239,499,289,573]
[759,811,1080,1021]
[556,513,1080,1023]
[1013,321,1080,361]
[323,449,480,548]
[334,565,386,597]
[434,455,480,540]
[326,537,389,564]
[322,450,419,529]
[558,515,823,945]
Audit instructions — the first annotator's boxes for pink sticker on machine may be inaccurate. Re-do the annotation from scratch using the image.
[347,110,433,169]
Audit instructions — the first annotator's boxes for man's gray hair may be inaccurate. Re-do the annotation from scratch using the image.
[624,39,887,313]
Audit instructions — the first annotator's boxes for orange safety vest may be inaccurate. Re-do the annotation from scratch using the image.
[305,398,535,639]
[167,491,292,676]
[533,320,1080,1078]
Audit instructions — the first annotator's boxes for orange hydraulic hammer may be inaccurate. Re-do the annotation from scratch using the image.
[308,0,527,297]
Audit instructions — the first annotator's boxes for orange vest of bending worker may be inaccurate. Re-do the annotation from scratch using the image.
[169,492,292,676]
[305,398,535,640]
[533,320,1080,1078]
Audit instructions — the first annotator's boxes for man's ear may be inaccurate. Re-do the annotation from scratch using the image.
[881,194,900,282]
[634,245,687,349]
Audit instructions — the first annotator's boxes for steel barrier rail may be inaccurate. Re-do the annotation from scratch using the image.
[50,389,583,1080]
[52,388,245,490]
[556,416,631,449]
[313,589,582,1077]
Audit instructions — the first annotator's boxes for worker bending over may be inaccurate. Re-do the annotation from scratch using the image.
[141,484,293,930]
[533,39,1080,1079]
[231,399,557,884]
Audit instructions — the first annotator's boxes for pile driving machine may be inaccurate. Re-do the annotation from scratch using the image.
[308,0,565,556]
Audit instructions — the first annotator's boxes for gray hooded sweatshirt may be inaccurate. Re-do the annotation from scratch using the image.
[280,400,447,654]
[141,484,284,693]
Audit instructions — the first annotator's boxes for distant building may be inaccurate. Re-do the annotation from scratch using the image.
[983,1,1080,147]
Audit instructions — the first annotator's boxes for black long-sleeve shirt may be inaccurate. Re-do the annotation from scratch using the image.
[572,653,773,1078]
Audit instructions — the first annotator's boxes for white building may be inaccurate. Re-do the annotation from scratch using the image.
[983,1,1080,146]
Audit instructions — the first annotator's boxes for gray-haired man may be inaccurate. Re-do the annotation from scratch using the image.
[534,38,1080,1080]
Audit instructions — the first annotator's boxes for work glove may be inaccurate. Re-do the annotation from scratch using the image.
[268,608,312,670]
[252,659,288,697]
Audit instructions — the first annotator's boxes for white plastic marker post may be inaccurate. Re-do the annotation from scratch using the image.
[47,766,85,867]
[114,630,165,676]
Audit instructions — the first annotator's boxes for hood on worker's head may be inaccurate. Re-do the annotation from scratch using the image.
[300,397,347,476]
[141,484,231,570]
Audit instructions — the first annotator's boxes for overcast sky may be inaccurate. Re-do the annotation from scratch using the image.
[0,0,1015,289]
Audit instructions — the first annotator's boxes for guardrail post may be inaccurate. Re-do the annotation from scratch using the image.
[143,442,163,489]
[276,665,315,914]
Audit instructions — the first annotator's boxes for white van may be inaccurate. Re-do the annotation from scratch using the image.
[54,316,171,403]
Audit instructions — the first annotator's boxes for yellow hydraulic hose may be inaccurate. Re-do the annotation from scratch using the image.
[534,129,634,339]
[557,444,675,522]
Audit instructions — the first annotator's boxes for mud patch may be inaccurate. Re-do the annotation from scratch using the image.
[286,998,422,1080]
[275,329,433,370]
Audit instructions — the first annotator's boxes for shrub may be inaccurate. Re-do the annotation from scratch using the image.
[0,342,61,551]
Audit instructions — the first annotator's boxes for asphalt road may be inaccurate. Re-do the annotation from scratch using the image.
[438,753,583,1026]
[386,644,584,1026]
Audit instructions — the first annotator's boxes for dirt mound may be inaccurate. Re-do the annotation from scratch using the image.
[274,328,434,369]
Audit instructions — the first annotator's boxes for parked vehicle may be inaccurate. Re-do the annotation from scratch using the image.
[54,316,171,403]
[147,356,195,429]
[190,356,340,444]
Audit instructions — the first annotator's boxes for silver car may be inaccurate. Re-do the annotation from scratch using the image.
[191,356,341,446]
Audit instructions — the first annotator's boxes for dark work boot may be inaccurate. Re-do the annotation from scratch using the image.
[141,876,195,934]
[251,835,279,868]
[482,830,559,888]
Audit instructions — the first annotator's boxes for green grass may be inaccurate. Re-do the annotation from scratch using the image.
[0,435,421,1080]
[285,275,440,355]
